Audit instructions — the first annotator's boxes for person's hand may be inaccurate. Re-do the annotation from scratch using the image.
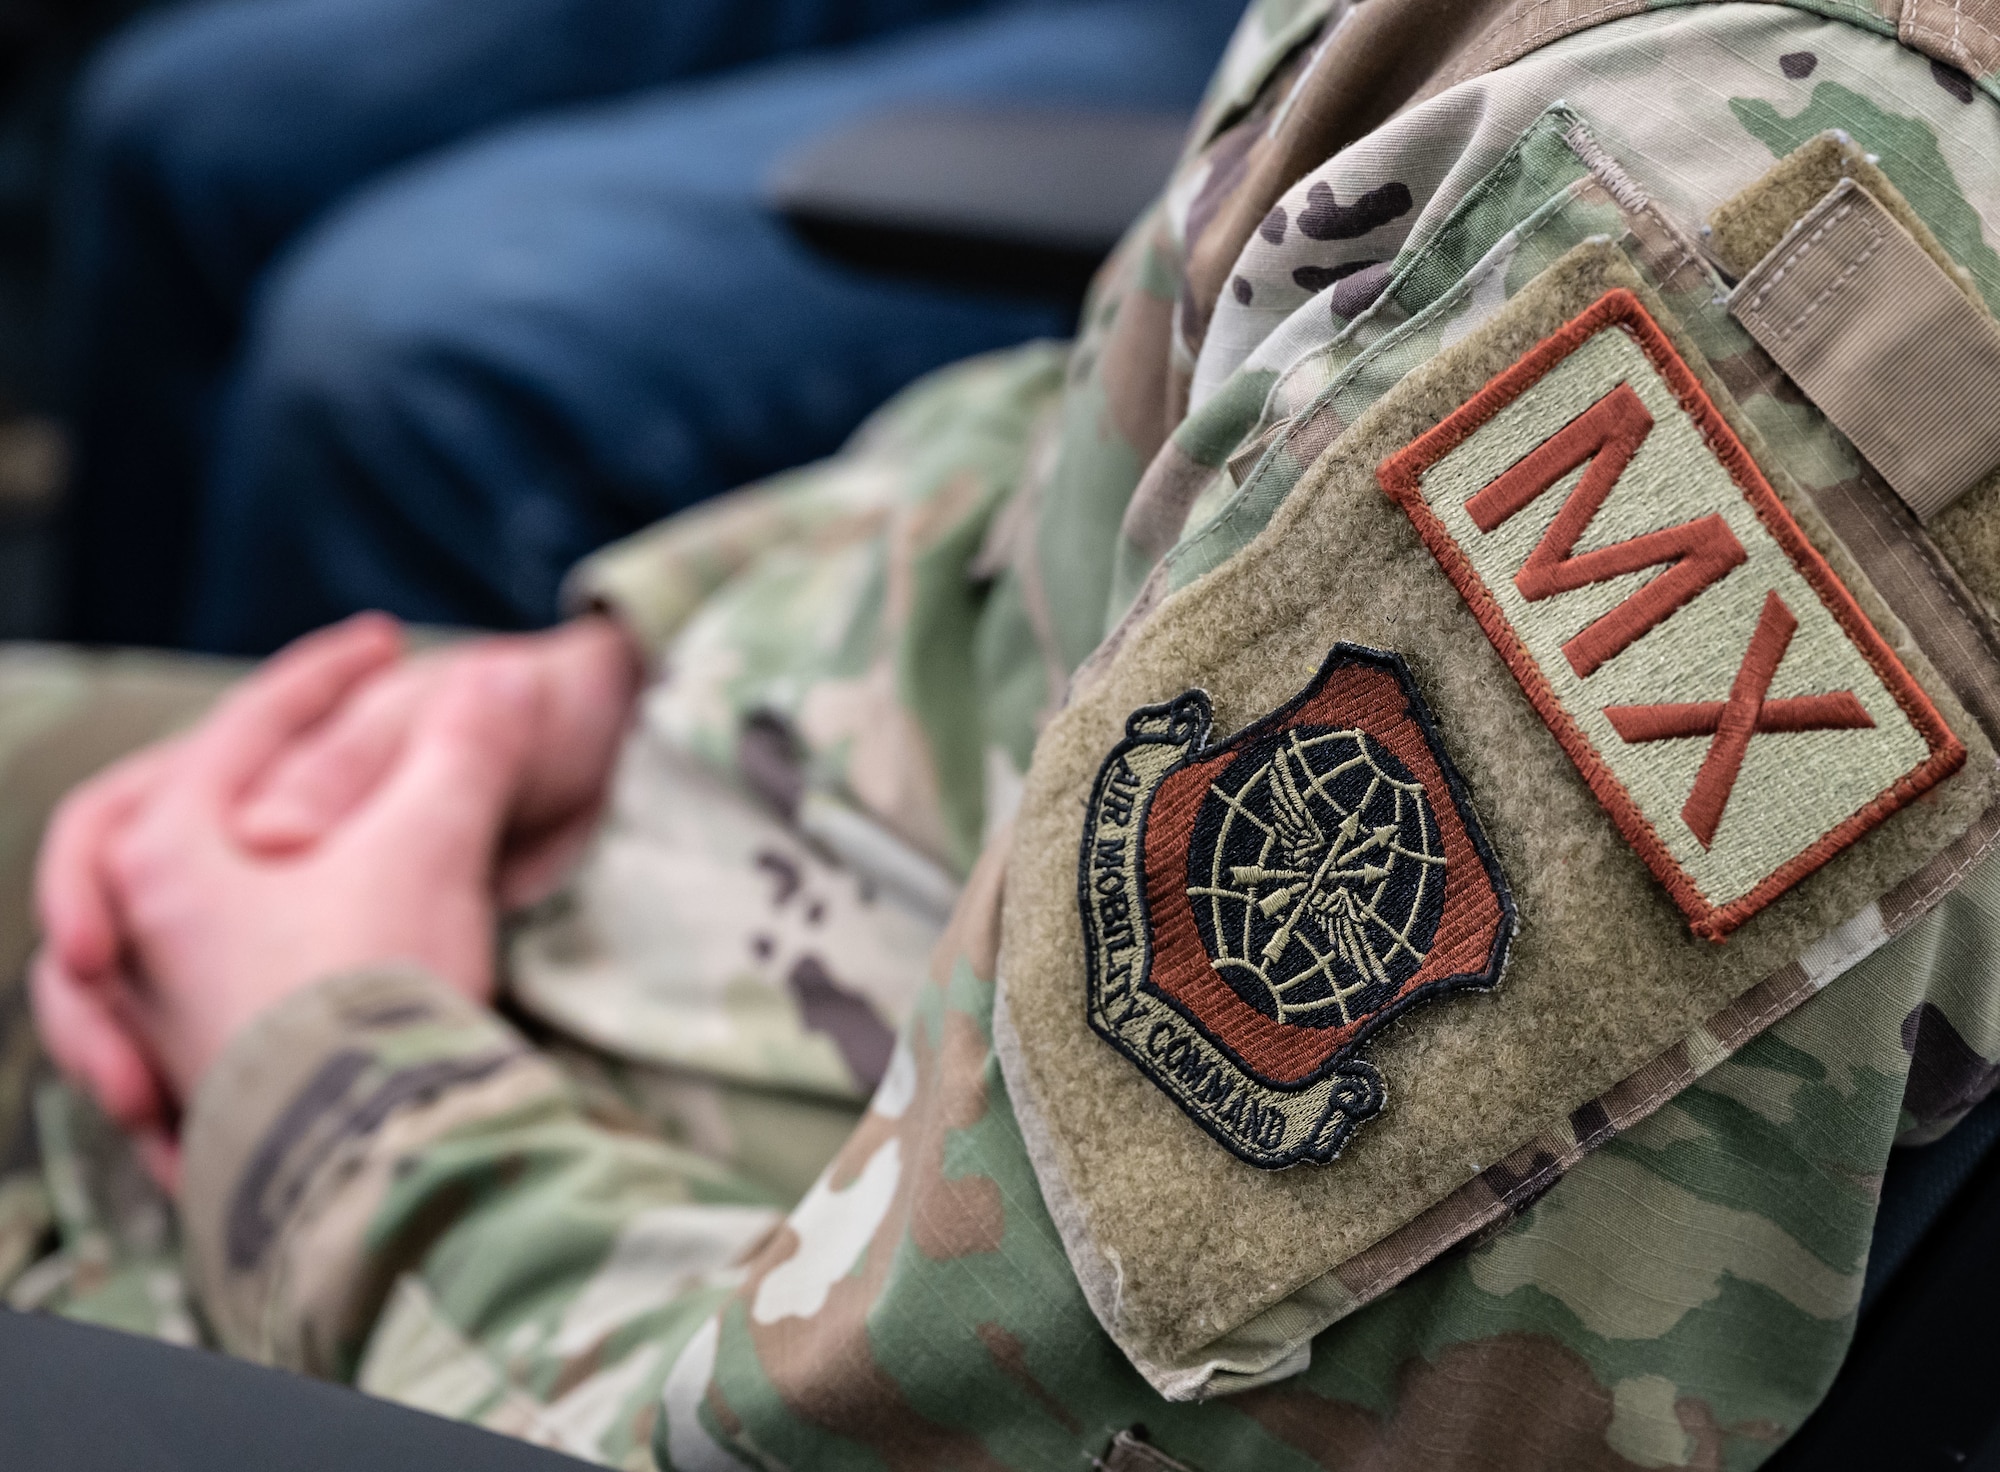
[234,613,640,908]
[32,611,640,1173]
[46,614,539,1107]
[32,616,406,1185]
[32,734,188,1151]
[36,612,639,1029]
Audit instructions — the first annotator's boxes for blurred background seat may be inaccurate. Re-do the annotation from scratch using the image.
[0,1306,598,1471]
[768,104,1186,306]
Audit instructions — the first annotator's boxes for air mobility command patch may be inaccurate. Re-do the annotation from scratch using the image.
[1077,645,1515,1168]
[1378,288,1965,941]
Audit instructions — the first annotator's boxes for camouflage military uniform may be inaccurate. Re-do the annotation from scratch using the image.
[8,2,2000,1467]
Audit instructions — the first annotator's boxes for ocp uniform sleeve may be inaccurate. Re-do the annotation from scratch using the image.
[176,966,781,1467]
[174,855,2000,1470]
[173,5,2000,1470]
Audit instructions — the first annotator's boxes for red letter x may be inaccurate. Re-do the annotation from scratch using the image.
[1604,591,1874,848]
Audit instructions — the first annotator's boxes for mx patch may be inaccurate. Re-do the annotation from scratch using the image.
[1379,288,1964,941]
[1077,645,1515,1168]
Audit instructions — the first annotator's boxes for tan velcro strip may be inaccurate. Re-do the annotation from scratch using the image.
[1728,178,2000,522]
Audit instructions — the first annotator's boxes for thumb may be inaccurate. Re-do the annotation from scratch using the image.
[359,656,539,882]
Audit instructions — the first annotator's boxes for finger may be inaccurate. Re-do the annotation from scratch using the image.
[537,613,643,711]
[234,657,437,852]
[497,800,605,911]
[490,616,640,842]
[30,950,169,1133]
[359,655,539,880]
[35,740,182,978]
[134,1129,183,1198]
[176,613,404,808]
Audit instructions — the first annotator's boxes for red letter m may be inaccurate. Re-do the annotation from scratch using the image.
[1466,382,1747,678]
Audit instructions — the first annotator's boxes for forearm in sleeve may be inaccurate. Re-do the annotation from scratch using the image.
[179,967,780,1464]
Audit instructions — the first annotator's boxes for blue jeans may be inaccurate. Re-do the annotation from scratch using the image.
[58,0,1244,652]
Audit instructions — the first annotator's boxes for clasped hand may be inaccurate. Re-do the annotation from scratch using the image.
[30,613,640,1190]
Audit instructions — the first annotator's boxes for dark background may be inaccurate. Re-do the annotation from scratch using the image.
[0,0,161,640]
[0,0,164,412]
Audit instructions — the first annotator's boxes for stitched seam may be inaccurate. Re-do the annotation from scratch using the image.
[1560,119,1710,295]
[1564,124,1649,216]
[1824,467,2000,728]
[1741,198,1886,342]
[1519,1,1632,53]
[1741,200,1857,321]
[1563,121,1694,277]
[1171,138,1587,572]
[1893,485,2000,678]
[1772,226,1884,341]
[1908,0,1996,60]
[1636,199,1702,282]
[1432,0,1632,96]
[1893,794,2000,912]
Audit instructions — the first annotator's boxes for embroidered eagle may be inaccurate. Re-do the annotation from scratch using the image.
[1228,736,1405,984]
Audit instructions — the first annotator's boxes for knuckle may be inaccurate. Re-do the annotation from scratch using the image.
[105,825,164,893]
[45,787,100,847]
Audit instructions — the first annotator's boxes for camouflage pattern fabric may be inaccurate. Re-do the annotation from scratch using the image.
[0,644,880,1340]
[6,1,2000,1468]
[0,648,237,1340]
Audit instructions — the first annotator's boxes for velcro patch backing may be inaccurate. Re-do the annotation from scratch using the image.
[995,237,1995,1408]
[1378,288,1964,939]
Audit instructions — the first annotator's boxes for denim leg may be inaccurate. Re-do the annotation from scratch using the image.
[56,0,1009,643]
[183,0,1246,652]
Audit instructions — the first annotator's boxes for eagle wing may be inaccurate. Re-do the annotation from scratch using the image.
[1268,744,1326,870]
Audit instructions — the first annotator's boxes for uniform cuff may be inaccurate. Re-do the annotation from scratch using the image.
[562,485,784,660]
[180,967,557,1373]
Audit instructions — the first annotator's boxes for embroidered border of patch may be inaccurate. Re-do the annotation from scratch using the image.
[1078,644,1515,1168]
[1377,287,1965,940]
